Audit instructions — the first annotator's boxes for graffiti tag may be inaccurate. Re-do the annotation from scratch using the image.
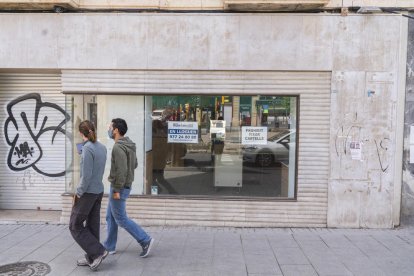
[335,124,390,173]
[14,141,35,165]
[4,93,71,177]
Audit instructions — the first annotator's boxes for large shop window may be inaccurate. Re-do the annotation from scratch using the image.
[65,94,298,199]
[149,95,297,198]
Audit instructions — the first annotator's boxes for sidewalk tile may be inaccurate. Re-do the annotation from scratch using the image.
[280,264,318,276]
[273,247,309,265]
[1,225,414,276]
[244,253,282,275]
[267,234,299,248]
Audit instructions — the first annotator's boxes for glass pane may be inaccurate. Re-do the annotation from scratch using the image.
[65,95,145,195]
[148,95,297,198]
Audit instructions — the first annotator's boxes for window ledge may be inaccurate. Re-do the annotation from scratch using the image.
[62,193,297,202]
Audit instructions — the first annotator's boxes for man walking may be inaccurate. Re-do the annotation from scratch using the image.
[104,118,154,258]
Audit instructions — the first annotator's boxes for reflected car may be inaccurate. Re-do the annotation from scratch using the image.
[242,130,296,167]
[151,109,165,120]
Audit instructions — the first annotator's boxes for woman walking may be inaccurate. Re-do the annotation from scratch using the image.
[69,120,108,271]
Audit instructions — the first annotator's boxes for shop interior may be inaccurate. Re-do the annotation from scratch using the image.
[150,95,297,198]
[65,94,297,199]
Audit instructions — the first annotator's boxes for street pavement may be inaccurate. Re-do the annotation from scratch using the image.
[0,224,414,276]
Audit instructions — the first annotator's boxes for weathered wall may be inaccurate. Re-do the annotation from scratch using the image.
[328,72,398,228]
[402,13,414,225]
[327,0,414,8]
[0,13,402,72]
[0,13,406,227]
[327,15,407,228]
[0,0,414,10]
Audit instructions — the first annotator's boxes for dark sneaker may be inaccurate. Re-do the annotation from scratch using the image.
[77,255,90,266]
[140,238,154,258]
[89,250,108,271]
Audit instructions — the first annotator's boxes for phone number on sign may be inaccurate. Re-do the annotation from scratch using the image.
[169,134,197,140]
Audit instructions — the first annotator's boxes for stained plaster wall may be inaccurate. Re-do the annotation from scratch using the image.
[328,16,407,228]
[2,0,414,10]
[402,13,414,226]
[329,72,399,228]
[0,13,407,227]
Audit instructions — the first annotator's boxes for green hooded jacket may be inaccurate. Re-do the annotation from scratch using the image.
[108,136,138,193]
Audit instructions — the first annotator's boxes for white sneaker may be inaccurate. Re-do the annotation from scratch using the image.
[77,255,90,266]
[89,250,108,271]
[108,250,117,255]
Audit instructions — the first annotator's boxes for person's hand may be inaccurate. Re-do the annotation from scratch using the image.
[113,192,120,200]
[72,194,80,206]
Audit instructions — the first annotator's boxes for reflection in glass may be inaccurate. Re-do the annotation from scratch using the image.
[65,94,297,198]
[149,95,297,198]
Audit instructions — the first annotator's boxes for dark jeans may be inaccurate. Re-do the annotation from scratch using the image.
[69,192,105,261]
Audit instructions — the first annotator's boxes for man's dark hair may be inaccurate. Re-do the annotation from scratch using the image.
[112,118,128,136]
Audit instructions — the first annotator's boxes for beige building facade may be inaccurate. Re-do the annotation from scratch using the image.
[0,4,411,228]
[0,0,413,10]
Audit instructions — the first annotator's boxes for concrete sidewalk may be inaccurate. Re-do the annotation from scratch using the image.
[0,210,61,224]
[0,224,414,276]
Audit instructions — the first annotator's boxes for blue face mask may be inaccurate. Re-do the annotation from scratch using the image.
[107,128,114,139]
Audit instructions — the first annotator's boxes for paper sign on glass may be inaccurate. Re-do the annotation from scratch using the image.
[242,127,267,145]
[411,126,414,144]
[410,146,414,164]
[168,121,198,144]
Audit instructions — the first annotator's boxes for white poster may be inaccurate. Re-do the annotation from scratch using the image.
[242,127,267,145]
[210,120,226,140]
[350,141,362,160]
[410,146,414,164]
[168,121,198,144]
[410,126,414,164]
[410,126,414,144]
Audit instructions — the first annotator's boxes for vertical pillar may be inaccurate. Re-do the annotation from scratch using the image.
[401,13,414,225]
[232,96,240,128]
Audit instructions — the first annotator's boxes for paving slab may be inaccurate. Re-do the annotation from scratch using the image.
[272,247,310,265]
[0,225,414,275]
[244,253,282,275]
[280,264,318,276]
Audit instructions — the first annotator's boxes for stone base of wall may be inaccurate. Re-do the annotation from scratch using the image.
[60,194,326,227]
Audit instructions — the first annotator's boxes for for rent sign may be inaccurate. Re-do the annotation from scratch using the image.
[242,127,267,145]
[168,121,198,144]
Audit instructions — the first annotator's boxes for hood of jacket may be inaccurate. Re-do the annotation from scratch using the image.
[117,136,136,153]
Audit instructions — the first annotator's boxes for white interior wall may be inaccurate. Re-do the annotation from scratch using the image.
[97,95,145,195]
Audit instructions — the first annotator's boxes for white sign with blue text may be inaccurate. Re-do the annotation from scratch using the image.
[168,121,198,144]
